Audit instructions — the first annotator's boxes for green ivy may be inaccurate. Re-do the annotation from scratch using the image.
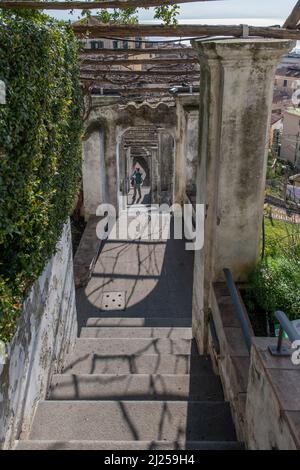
[0,11,82,343]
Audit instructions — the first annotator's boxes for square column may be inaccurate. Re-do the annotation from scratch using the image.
[192,39,294,353]
[174,93,199,204]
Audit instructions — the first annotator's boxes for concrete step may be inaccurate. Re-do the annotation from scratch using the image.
[72,338,196,356]
[16,440,243,450]
[82,311,192,319]
[49,374,224,401]
[86,317,192,328]
[63,353,213,375]
[80,327,192,339]
[28,401,237,442]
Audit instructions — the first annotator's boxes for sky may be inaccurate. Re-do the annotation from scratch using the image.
[49,0,297,24]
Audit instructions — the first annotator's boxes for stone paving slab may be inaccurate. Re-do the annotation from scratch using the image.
[49,373,224,401]
[16,440,243,450]
[29,401,237,442]
[80,327,193,339]
[72,337,196,356]
[85,317,192,327]
[63,354,213,376]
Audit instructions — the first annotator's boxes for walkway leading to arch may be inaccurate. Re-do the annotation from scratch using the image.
[17,211,241,450]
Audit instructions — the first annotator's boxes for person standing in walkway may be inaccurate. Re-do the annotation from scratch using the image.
[131,167,143,202]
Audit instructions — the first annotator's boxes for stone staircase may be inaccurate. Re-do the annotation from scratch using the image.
[16,318,242,450]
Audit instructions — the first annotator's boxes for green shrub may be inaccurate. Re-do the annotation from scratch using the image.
[0,12,82,342]
[248,256,300,322]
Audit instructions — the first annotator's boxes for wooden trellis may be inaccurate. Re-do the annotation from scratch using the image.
[0,0,219,9]
[3,0,300,101]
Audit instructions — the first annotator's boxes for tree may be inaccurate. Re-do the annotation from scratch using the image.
[82,3,180,26]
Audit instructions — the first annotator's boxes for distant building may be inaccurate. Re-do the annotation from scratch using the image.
[76,16,147,71]
[278,51,300,69]
[281,107,300,168]
[270,111,283,156]
[275,67,300,96]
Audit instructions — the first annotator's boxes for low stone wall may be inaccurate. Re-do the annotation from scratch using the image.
[0,220,77,449]
[209,283,253,443]
[246,338,300,450]
[73,215,102,288]
[208,284,300,449]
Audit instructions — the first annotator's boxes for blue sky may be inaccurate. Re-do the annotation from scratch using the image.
[50,0,297,23]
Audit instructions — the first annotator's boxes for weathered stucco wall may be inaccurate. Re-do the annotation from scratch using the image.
[0,220,77,449]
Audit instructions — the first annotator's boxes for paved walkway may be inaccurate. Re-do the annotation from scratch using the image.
[127,185,151,206]
[76,209,194,328]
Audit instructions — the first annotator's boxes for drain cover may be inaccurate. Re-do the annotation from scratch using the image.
[100,292,126,311]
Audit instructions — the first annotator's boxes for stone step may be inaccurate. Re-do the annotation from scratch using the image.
[63,353,213,375]
[49,374,223,401]
[80,327,192,339]
[72,338,196,356]
[86,317,192,328]
[28,401,237,442]
[81,311,192,319]
[16,440,243,450]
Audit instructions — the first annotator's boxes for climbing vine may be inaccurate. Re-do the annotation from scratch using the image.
[0,11,83,343]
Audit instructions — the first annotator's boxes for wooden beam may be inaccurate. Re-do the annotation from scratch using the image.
[80,77,199,90]
[0,0,224,10]
[82,81,199,92]
[81,58,198,65]
[91,87,173,93]
[80,47,196,56]
[284,0,300,29]
[80,68,200,75]
[73,23,300,39]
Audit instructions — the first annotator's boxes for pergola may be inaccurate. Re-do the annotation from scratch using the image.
[2,0,300,100]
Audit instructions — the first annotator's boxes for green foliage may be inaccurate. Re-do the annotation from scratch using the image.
[0,12,82,343]
[81,3,180,26]
[96,8,139,25]
[247,256,300,321]
[154,4,180,25]
[246,220,300,328]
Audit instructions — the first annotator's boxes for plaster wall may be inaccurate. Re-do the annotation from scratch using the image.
[0,221,77,449]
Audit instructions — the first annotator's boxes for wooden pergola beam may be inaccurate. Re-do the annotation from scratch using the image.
[80,48,196,56]
[81,79,199,87]
[89,86,198,94]
[73,23,300,39]
[80,68,200,75]
[81,57,198,65]
[284,0,300,29]
[0,0,223,10]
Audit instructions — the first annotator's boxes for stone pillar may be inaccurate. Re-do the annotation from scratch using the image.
[82,96,120,219]
[151,147,160,204]
[192,39,294,353]
[174,94,199,204]
[82,126,106,218]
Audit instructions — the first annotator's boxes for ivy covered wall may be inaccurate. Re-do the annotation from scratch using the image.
[0,11,82,342]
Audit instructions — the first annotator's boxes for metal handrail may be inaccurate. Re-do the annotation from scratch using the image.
[223,268,252,353]
[269,310,300,357]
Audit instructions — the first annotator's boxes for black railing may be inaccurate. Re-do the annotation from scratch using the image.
[269,310,300,357]
[223,268,252,353]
